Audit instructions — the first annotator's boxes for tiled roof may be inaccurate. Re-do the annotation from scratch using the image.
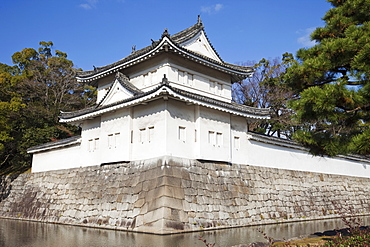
[60,77,270,122]
[168,86,269,117]
[171,19,204,44]
[115,72,142,95]
[248,132,306,151]
[27,136,81,153]
[248,132,370,164]
[76,18,252,82]
[170,17,223,63]
[96,72,143,106]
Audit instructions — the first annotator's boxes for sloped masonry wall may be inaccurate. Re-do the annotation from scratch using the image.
[0,157,370,234]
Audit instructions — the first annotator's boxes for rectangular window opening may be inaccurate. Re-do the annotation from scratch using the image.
[108,134,113,149]
[209,80,215,93]
[94,138,100,150]
[188,73,193,86]
[234,136,240,150]
[208,131,216,146]
[216,132,223,147]
[88,139,93,152]
[217,83,223,95]
[148,126,154,143]
[114,133,120,147]
[179,126,186,142]
[178,70,185,84]
[140,128,146,144]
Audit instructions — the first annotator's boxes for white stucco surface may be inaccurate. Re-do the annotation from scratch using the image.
[29,22,369,178]
[31,96,370,178]
[245,138,370,178]
[180,30,222,63]
[31,144,84,173]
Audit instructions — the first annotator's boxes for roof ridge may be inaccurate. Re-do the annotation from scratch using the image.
[115,72,142,94]
[171,21,204,43]
[27,135,81,153]
[76,18,251,82]
[60,78,270,121]
[95,72,143,107]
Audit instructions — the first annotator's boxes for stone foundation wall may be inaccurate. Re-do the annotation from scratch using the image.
[0,157,370,234]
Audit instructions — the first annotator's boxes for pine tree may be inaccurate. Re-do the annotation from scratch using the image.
[285,0,370,156]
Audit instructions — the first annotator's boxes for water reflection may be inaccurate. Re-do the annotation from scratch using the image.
[1,216,369,247]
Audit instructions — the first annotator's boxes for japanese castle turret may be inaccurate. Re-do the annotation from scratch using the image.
[28,18,270,172]
[18,18,370,235]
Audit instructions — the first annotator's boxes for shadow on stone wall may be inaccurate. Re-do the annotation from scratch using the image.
[0,157,370,234]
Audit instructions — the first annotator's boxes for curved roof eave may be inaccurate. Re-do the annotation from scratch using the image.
[60,83,270,124]
[76,36,253,83]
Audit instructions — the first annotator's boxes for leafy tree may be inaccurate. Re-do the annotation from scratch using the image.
[285,0,370,156]
[0,64,24,166]
[237,53,299,139]
[0,42,96,175]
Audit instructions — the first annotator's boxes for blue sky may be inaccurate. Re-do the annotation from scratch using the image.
[0,0,331,71]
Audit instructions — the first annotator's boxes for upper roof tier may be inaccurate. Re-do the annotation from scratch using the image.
[76,17,253,83]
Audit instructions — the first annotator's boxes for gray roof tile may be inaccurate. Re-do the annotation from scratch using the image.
[60,79,269,121]
[77,19,252,82]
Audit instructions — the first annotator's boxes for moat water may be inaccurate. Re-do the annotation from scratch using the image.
[1,216,370,247]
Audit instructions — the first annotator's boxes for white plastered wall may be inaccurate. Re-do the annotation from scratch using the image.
[99,108,131,164]
[130,99,167,160]
[230,115,249,164]
[31,144,83,173]
[166,100,196,159]
[125,55,232,103]
[245,138,370,178]
[31,98,370,178]
[197,106,231,162]
[79,117,102,166]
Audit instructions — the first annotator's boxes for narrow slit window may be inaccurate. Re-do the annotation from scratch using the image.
[209,80,215,93]
[208,131,216,146]
[108,134,113,149]
[187,73,193,86]
[234,136,240,150]
[114,133,120,147]
[178,70,185,84]
[217,83,223,95]
[140,128,146,144]
[88,139,93,152]
[179,126,186,142]
[148,126,154,143]
[216,132,223,147]
[94,138,100,150]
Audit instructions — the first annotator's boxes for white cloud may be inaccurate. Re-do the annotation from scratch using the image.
[79,0,98,10]
[297,27,317,47]
[79,3,92,9]
[201,3,223,14]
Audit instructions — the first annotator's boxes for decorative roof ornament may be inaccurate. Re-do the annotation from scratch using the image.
[115,71,129,81]
[131,45,136,54]
[161,74,169,85]
[161,28,170,38]
[197,15,202,25]
[76,19,252,82]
